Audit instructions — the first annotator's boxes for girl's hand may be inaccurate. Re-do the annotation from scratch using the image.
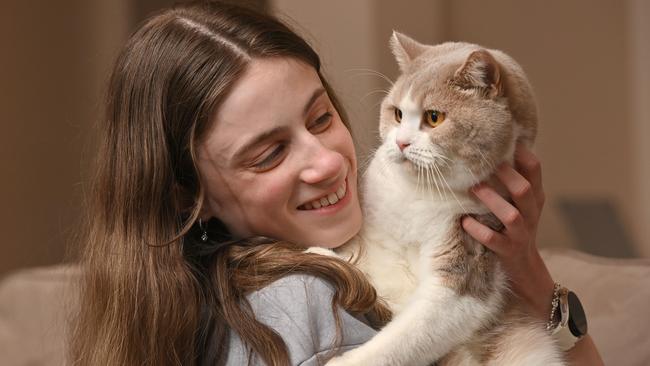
[461,144,555,321]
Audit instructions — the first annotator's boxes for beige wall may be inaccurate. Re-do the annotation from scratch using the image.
[2,1,647,276]
[272,0,649,257]
[627,0,650,257]
[0,1,130,277]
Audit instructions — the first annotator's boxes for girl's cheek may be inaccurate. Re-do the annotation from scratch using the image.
[255,174,293,206]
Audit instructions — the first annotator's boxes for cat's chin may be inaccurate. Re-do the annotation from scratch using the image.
[395,158,479,193]
[394,157,432,180]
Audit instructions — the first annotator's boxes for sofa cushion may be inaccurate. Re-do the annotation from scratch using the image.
[0,265,78,366]
[0,249,648,365]
[542,248,650,366]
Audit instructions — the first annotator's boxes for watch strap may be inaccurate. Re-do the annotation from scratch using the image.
[550,286,585,351]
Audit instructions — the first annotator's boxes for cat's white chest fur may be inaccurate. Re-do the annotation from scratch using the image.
[345,151,485,313]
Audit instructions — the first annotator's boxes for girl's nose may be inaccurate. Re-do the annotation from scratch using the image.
[299,140,345,186]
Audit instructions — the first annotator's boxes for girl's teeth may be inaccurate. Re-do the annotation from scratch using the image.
[319,197,329,207]
[301,181,348,210]
[336,184,345,198]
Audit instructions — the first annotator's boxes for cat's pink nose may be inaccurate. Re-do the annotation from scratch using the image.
[397,140,410,151]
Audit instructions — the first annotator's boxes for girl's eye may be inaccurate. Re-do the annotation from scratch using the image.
[252,144,286,170]
[424,110,446,128]
[309,112,333,133]
[394,108,402,123]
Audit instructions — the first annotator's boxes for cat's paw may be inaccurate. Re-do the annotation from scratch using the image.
[325,349,379,366]
[324,355,354,366]
[304,246,339,258]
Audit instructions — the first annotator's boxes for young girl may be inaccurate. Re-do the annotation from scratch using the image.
[70,2,603,365]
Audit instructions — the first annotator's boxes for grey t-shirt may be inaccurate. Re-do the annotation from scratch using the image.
[224,274,378,365]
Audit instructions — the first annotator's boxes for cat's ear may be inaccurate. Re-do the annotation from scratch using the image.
[390,31,428,72]
[453,49,503,98]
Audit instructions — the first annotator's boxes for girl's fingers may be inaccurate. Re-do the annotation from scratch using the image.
[514,144,545,208]
[471,183,528,245]
[495,163,539,225]
[461,215,509,255]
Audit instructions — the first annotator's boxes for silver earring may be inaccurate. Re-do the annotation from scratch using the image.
[199,218,208,242]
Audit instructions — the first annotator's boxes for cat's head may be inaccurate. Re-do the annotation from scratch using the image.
[377,32,537,191]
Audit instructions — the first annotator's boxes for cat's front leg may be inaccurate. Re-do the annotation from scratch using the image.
[326,279,503,366]
[304,236,360,262]
[303,246,340,258]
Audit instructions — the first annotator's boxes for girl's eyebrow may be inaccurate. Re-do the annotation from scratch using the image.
[231,87,327,163]
[232,125,288,163]
[302,87,326,116]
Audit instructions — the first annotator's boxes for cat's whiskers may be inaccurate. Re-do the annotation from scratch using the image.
[347,68,395,86]
[421,164,429,197]
[438,154,452,161]
[415,162,422,194]
[434,160,468,213]
[409,148,446,201]
[369,98,387,112]
[464,166,480,186]
[361,88,390,101]
[438,159,451,171]
[430,163,447,201]
[421,163,430,196]
[419,164,427,195]
[346,68,394,112]
[423,164,434,200]
[433,166,445,201]
[477,150,494,172]
[437,155,453,166]
[425,163,443,201]
[431,151,452,169]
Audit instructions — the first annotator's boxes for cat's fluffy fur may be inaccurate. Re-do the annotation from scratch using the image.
[326,33,564,366]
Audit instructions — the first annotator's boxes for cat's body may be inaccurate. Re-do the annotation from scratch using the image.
[325,34,564,366]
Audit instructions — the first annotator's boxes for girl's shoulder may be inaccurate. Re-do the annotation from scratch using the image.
[225,273,377,365]
[248,273,336,308]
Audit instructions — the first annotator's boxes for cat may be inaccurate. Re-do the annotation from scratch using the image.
[323,32,565,366]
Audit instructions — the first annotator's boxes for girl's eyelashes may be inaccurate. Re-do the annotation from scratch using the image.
[308,111,333,132]
[252,144,286,170]
[250,111,332,171]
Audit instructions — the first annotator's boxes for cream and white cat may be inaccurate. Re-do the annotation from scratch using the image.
[323,33,564,366]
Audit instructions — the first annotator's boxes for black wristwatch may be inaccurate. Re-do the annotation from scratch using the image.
[551,288,588,350]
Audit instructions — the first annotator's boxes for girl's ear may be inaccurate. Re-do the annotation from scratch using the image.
[198,207,213,221]
[198,195,220,221]
[390,31,428,72]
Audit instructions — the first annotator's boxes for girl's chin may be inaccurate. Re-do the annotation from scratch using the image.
[322,220,362,249]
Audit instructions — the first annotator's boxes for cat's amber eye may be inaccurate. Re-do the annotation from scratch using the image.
[394,108,403,123]
[424,110,446,128]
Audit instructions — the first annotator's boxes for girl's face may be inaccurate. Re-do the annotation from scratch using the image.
[196,57,362,248]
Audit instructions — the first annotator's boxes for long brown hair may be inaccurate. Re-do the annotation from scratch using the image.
[70,2,389,365]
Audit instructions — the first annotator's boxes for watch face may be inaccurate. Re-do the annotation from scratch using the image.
[567,291,588,336]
